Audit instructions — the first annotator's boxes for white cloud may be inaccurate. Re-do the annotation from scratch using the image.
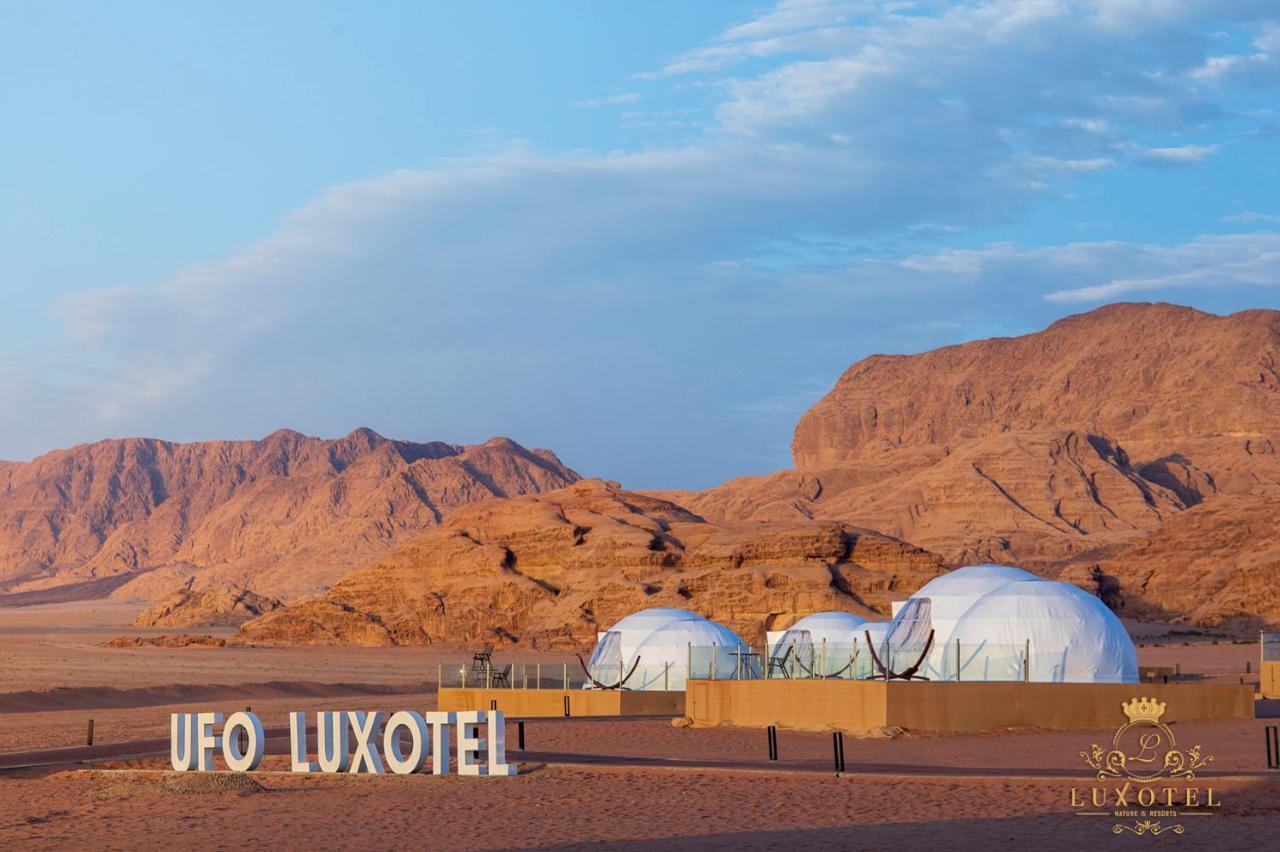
[1190,21,1280,84]
[1043,233,1280,302]
[572,92,643,109]
[1130,143,1221,165]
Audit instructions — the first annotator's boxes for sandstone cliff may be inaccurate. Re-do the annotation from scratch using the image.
[0,428,578,604]
[672,303,1280,629]
[238,479,946,647]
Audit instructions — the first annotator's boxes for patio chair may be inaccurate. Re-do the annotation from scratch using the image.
[767,645,793,679]
[471,644,495,675]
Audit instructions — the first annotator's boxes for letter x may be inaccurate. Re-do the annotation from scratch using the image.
[349,711,387,774]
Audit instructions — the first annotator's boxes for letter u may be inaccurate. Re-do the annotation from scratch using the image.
[316,711,350,773]
[170,713,197,771]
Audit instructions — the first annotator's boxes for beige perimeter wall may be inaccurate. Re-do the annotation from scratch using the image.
[686,680,1254,733]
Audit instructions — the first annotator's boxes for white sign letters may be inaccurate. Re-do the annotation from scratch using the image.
[170,708,517,777]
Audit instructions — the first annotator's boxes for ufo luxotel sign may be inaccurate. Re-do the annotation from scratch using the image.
[1072,697,1217,837]
[169,709,517,776]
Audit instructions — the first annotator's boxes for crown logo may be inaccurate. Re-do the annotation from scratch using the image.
[1122,696,1166,724]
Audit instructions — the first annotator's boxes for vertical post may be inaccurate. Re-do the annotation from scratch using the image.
[956,638,961,682]
[832,731,845,775]
[563,662,568,690]
[487,664,492,689]
[710,642,717,680]
[687,642,692,682]
[563,695,571,718]
[518,721,525,751]
[821,638,828,679]
[1024,638,1031,683]
[664,661,670,691]
[767,725,778,761]
[86,719,94,747]
[1265,725,1279,770]
[537,662,541,690]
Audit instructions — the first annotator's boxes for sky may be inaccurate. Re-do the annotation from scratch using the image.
[1,0,1278,489]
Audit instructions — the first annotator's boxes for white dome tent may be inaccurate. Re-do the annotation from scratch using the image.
[909,564,1040,645]
[782,611,868,644]
[631,619,757,690]
[946,580,1138,683]
[905,564,1042,678]
[770,611,868,678]
[584,607,756,691]
[599,607,705,664]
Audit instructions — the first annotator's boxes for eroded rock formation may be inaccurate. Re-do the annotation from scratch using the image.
[238,479,946,647]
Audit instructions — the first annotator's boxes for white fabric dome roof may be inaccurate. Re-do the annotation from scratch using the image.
[948,580,1137,683]
[909,564,1042,648]
[601,607,707,663]
[782,611,868,645]
[911,564,1039,617]
[587,608,754,691]
[607,607,704,634]
[628,618,753,690]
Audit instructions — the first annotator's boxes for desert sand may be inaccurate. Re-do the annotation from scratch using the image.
[2,603,1277,849]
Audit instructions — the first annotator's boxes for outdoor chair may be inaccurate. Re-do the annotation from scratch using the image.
[471,644,494,674]
[767,646,793,679]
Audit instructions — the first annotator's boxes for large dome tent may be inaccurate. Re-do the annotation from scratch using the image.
[947,580,1138,683]
[629,618,757,690]
[908,564,1041,643]
[592,607,706,668]
[585,607,755,690]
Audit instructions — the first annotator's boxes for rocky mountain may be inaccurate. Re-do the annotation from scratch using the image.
[671,303,1280,630]
[237,479,946,647]
[0,428,579,606]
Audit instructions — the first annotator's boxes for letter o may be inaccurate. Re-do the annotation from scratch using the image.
[1137,787,1156,807]
[383,711,429,775]
[222,711,265,772]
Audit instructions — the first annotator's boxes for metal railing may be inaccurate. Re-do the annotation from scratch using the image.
[438,661,588,690]
[436,639,1092,691]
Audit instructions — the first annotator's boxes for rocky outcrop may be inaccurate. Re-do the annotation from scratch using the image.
[0,429,578,601]
[238,479,947,647]
[106,634,228,648]
[132,586,284,628]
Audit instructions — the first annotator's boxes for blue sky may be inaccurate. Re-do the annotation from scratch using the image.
[2,1,1278,488]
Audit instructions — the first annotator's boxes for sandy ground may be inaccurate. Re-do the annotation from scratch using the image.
[1,603,1276,849]
[1,763,1275,851]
